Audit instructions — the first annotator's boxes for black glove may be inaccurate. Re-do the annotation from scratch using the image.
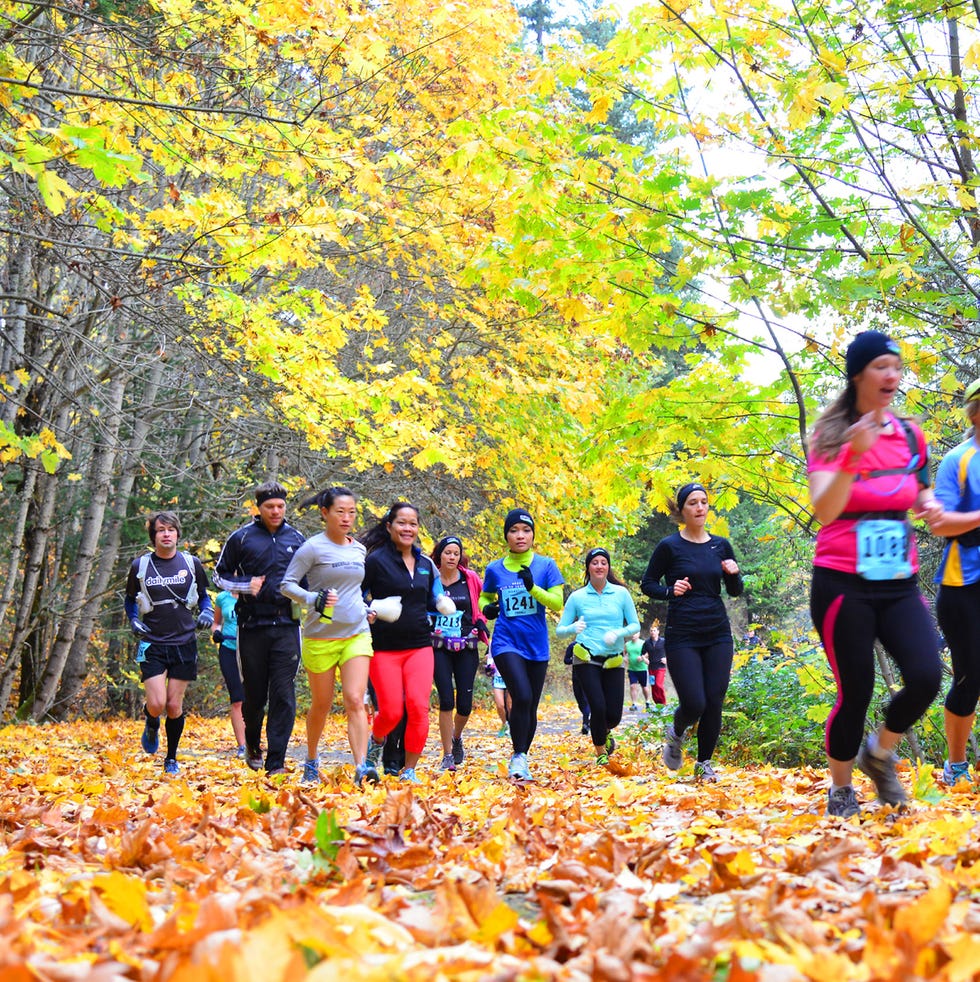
[517,565,534,591]
[474,618,489,639]
[196,610,214,630]
[131,618,151,638]
[314,590,333,615]
[482,602,500,620]
[212,629,225,646]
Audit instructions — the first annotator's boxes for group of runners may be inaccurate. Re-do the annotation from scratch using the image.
[124,330,980,812]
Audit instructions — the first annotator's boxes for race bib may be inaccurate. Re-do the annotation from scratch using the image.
[500,584,536,617]
[136,641,150,664]
[856,519,912,580]
[434,610,463,635]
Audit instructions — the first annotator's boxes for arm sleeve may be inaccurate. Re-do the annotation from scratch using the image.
[195,560,213,613]
[280,544,317,607]
[640,542,671,600]
[124,595,138,621]
[531,583,564,613]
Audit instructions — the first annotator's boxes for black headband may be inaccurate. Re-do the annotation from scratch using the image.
[584,547,611,566]
[676,483,706,510]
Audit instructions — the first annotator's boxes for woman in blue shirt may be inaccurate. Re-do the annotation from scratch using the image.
[557,548,640,767]
[480,508,564,781]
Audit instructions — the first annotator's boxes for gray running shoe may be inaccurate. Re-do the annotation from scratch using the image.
[695,759,718,783]
[856,739,908,806]
[439,752,456,772]
[663,722,684,770]
[452,736,465,765]
[827,785,860,818]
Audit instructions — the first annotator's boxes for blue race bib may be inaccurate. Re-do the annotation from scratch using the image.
[434,611,463,635]
[500,584,536,617]
[856,519,912,580]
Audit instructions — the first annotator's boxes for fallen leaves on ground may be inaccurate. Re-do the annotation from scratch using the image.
[2,706,980,980]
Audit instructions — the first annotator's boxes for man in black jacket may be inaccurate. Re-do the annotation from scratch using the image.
[214,483,306,774]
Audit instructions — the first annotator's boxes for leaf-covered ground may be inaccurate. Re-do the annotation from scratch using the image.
[2,704,980,981]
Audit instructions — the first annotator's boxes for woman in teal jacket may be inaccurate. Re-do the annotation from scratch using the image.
[556,548,640,767]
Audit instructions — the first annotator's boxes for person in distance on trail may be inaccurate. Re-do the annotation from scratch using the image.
[210,588,246,758]
[430,536,491,772]
[124,511,213,777]
[280,486,378,787]
[214,482,306,776]
[360,501,455,784]
[918,378,980,786]
[625,631,652,712]
[807,331,943,818]
[640,484,743,783]
[479,508,564,781]
[643,624,667,706]
[556,548,640,768]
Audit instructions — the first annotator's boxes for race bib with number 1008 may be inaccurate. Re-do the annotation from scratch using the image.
[855,519,912,580]
[500,584,536,617]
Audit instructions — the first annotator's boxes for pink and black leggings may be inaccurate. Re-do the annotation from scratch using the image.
[810,567,941,762]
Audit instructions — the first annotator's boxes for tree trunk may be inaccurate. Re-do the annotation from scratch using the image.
[29,370,126,720]
[52,355,166,720]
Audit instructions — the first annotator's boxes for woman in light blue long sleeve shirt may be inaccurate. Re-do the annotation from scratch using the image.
[556,548,640,767]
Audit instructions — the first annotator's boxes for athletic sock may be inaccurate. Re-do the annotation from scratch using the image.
[165,713,186,759]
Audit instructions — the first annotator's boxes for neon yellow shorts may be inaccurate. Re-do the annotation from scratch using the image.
[302,633,373,674]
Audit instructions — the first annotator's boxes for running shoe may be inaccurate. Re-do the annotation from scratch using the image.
[663,722,684,771]
[141,722,159,755]
[355,762,380,786]
[580,716,590,735]
[942,759,971,786]
[452,736,465,765]
[235,745,246,759]
[399,767,420,783]
[267,767,287,776]
[439,752,456,772]
[695,760,718,783]
[827,785,860,818]
[497,723,510,738]
[595,753,610,767]
[856,738,908,806]
[245,746,263,771]
[605,734,616,755]
[508,753,532,780]
[365,735,385,774]
[163,757,179,776]
[629,704,638,711]
[302,757,320,784]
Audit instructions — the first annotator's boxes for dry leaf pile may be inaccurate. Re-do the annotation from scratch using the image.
[2,705,980,981]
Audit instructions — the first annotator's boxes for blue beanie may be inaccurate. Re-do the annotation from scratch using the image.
[845,331,900,378]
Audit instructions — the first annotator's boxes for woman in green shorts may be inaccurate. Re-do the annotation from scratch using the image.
[281,486,377,786]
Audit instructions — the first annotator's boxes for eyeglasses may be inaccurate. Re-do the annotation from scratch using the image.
[966,378,980,403]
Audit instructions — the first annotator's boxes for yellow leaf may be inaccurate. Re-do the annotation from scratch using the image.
[92,871,153,931]
[894,884,952,946]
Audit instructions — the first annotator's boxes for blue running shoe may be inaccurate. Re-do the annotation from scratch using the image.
[399,767,420,783]
[141,722,159,755]
[355,763,380,786]
[942,759,971,786]
[508,753,532,780]
[163,757,179,776]
[302,757,320,784]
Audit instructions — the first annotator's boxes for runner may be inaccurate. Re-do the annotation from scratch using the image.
[280,486,378,786]
[480,508,564,781]
[640,483,743,782]
[807,330,943,816]
[430,536,490,771]
[360,502,454,783]
[916,378,980,784]
[556,548,640,767]
[211,589,246,757]
[125,511,213,776]
[643,624,667,705]
[625,632,652,711]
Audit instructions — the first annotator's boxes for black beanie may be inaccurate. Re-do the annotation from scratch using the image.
[503,508,535,537]
[845,331,900,379]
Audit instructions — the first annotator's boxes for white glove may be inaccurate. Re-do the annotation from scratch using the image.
[369,596,403,622]
[435,594,456,616]
[572,618,587,634]
[603,629,620,647]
